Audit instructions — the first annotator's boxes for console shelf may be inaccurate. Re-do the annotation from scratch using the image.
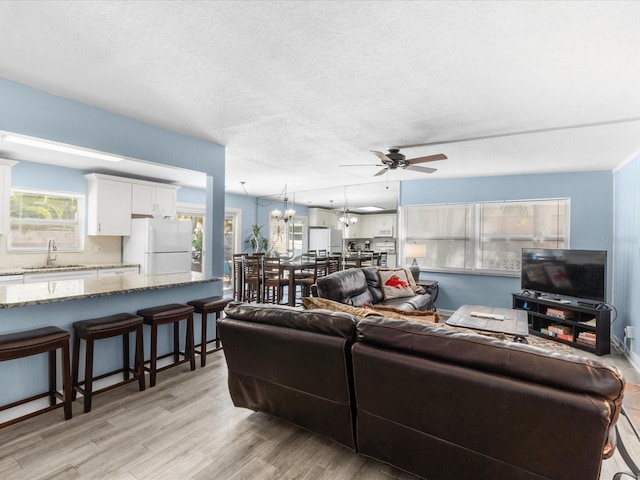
[512,293,610,356]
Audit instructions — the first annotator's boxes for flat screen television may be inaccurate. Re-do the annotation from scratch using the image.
[521,248,607,303]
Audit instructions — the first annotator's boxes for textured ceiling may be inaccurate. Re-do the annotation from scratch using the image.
[1,1,639,210]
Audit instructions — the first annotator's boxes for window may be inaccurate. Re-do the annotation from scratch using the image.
[403,199,568,275]
[9,188,84,251]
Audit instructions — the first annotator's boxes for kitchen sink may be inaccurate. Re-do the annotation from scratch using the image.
[23,264,85,270]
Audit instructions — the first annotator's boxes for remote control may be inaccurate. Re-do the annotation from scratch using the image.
[470,312,505,321]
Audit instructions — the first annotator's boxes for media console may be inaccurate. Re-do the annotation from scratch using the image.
[512,293,610,356]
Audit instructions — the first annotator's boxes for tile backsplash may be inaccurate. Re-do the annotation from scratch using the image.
[0,236,122,268]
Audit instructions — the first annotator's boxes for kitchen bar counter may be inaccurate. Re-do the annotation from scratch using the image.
[0,272,219,309]
[0,271,222,421]
[0,262,140,276]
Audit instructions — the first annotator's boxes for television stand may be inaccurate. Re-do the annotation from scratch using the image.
[512,293,610,355]
[539,296,572,305]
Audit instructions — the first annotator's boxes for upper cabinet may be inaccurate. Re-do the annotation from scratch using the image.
[85,174,132,236]
[0,159,17,234]
[308,208,338,228]
[131,182,178,218]
[85,173,180,236]
[340,213,397,239]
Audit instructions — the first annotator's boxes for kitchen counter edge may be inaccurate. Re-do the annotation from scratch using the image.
[0,272,222,309]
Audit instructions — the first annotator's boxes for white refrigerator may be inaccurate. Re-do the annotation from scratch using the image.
[309,227,343,253]
[123,218,193,274]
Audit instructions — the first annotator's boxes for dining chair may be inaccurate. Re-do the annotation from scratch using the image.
[327,255,340,274]
[232,254,246,301]
[294,253,321,303]
[243,255,264,303]
[263,256,288,304]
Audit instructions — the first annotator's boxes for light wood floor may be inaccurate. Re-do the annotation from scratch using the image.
[0,349,638,480]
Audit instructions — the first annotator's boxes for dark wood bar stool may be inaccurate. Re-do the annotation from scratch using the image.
[0,326,72,428]
[187,296,232,367]
[72,313,145,413]
[137,304,195,387]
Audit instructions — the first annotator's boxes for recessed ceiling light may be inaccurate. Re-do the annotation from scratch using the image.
[2,134,124,163]
[356,206,385,212]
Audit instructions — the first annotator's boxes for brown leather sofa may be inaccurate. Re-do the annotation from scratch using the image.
[220,302,624,480]
[315,266,433,311]
[218,301,358,450]
[354,317,624,480]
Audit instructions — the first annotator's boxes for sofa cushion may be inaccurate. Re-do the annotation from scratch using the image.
[224,301,357,339]
[378,269,415,299]
[356,316,625,402]
[315,268,377,306]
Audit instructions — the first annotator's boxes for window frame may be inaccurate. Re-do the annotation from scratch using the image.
[400,198,570,277]
[8,187,85,252]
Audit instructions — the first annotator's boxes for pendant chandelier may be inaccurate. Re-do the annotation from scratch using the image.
[271,184,296,222]
[338,188,358,227]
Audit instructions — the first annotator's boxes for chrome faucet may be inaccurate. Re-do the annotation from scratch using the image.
[46,239,57,266]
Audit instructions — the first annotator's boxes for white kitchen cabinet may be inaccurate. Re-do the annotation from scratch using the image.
[0,159,17,235]
[23,269,98,283]
[131,182,178,218]
[358,215,376,239]
[308,208,338,228]
[85,174,132,236]
[97,266,140,277]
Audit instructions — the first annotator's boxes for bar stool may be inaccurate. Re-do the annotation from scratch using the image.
[136,304,195,387]
[0,326,72,428]
[72,313,145,413]
[187,296,232,367]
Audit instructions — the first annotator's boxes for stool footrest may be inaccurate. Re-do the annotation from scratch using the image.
[144,351,192,375]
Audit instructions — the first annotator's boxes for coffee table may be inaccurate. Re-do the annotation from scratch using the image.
[446,304,529,342]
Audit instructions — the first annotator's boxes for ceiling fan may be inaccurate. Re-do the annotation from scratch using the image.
[341,148,447,177]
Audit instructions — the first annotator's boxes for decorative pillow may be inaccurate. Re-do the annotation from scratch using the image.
[378,267,422,293]
[378,269,415,299]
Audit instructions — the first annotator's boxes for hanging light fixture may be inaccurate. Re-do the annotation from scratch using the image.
[338,187,358,227]
[271,184,296,222]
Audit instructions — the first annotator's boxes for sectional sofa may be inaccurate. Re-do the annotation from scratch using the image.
[219,301,624,480]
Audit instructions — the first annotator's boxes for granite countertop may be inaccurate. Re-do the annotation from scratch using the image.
[0,272,221,308]
[0,263,141,276]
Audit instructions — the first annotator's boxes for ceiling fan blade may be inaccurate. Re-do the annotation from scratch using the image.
[374,167,389,177]
[405,165,437,174]
[407,153,447,165]
[370,150,392,163]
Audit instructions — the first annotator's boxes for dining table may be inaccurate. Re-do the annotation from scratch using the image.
[279,259,317,306]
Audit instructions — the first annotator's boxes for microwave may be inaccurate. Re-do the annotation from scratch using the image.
[374,227,393,237]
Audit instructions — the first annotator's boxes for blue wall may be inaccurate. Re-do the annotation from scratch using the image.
[612,157,640,349]
[400,171,614,311]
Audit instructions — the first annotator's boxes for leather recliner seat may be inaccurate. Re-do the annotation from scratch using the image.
[315,266,433,311]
